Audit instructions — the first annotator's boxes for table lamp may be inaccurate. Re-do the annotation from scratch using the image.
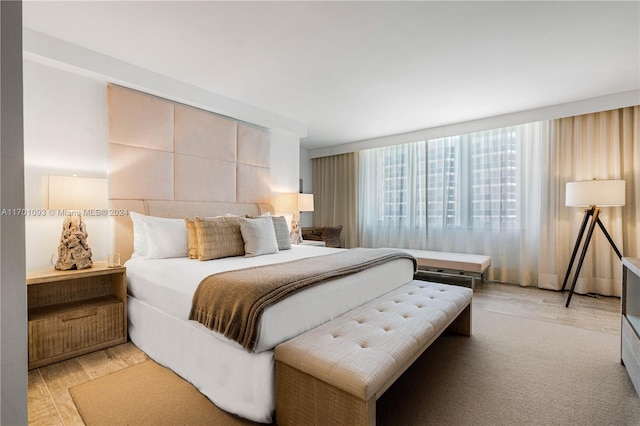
[48,175,108,270]
[274,193,314,244]
[561,179,625,307]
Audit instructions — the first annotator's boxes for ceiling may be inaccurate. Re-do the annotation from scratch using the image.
[22,1,640,150]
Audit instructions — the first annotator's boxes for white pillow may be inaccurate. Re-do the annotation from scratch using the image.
[143,217,188,259]
[129,212,188,259]
[129,211,148,257]
[240,217,279,257]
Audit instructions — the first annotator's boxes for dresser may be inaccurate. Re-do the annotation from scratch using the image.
[622,257,640,396]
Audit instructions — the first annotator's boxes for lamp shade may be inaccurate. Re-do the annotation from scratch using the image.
[565,179,625,207]
[273,193,298,212]
[48,175,108,210]
[297,193,314,212]
[273,193,314,212]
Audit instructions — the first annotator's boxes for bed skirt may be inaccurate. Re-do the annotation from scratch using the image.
[127,296,276,423]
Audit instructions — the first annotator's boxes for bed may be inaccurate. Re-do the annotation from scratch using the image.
[113,199,416,423]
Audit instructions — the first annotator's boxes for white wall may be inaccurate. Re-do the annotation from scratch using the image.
[23,59,109,270]
[270,130,300,195]
[23,58,304,270]
[1,1,28,423]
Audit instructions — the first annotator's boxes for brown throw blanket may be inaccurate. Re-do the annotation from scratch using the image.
[189,248,417,351]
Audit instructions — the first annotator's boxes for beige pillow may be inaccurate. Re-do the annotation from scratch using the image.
[271,216,292,250]
[194,217,244,260]
[240,217,279,257]
[184,218,199,259]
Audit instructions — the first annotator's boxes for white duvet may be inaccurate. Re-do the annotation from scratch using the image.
[126,245,415,352]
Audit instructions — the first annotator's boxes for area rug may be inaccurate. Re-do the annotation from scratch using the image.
[69,359,255,425]
[70,309,640,425]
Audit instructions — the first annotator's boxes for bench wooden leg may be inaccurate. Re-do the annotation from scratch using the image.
[276,361,375,426]
[446,303,472,336]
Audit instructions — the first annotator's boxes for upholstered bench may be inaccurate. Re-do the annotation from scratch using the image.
[401,249,492,289]
[275,280,473,426]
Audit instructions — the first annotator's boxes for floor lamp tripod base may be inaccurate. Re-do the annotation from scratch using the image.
[560,206,622,307]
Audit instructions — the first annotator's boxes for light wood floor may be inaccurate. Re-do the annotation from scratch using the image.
[28,282,622,425]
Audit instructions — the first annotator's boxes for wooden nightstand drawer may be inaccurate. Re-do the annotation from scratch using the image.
[28,316,64,362]
[28,297,124,364]
[27,262,127,369]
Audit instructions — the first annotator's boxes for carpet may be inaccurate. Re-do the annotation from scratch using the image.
[70,309,640,425]
[69,359,255,425]
[378,309,640,425]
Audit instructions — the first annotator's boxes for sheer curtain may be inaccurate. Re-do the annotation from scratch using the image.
[359,122,550,286]
[312,153,360,248]
[359,141,427,249]
[538,106,640,296]
[338,107,639,294]
[424,123,548,285]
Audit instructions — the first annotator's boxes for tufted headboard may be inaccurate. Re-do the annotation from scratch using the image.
[107,84,275,262]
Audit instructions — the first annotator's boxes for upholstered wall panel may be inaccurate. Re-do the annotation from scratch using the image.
[238,123,270,167]
[237,164,271,204]
[108,85,272,212]
[145,200,273,219]
[107,85,174,151]
[174,104,237,161]
[174,154,236,202]
[109,144,174,200]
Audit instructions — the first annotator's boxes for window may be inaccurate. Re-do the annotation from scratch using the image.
[428,127,519,229]
[360,120,550,285]
[361,125,525,238]
[375,141,426,226]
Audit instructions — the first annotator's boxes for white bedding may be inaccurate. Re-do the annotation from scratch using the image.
[125,245,415,422]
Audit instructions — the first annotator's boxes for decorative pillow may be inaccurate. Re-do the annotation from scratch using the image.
[144,217,189,259]
[271,216,292,250]
[194,217,244,260]
[239,217,279,257]
[184,218,199,259]
[185,216,230,259]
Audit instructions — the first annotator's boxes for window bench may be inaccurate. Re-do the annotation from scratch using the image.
[275,280,472,426]
[401,249,492,290]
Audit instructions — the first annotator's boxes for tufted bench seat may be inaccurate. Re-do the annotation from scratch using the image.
[275,280,473,425]
[401,249,492,289]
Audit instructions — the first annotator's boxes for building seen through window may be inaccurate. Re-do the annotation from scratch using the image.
[378,127,519,229]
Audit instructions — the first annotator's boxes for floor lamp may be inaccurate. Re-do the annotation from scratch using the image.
[561,179,625,307]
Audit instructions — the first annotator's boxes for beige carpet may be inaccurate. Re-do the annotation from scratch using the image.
[71,309,640,425]
[377,309,640,425]
[70,360,255,425]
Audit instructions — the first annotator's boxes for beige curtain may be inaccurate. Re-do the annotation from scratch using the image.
[538,106,640,296]
[312,153,359,248]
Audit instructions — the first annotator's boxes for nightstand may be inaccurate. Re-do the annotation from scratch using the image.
[26,261,127,370]
[301,225,343,247]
